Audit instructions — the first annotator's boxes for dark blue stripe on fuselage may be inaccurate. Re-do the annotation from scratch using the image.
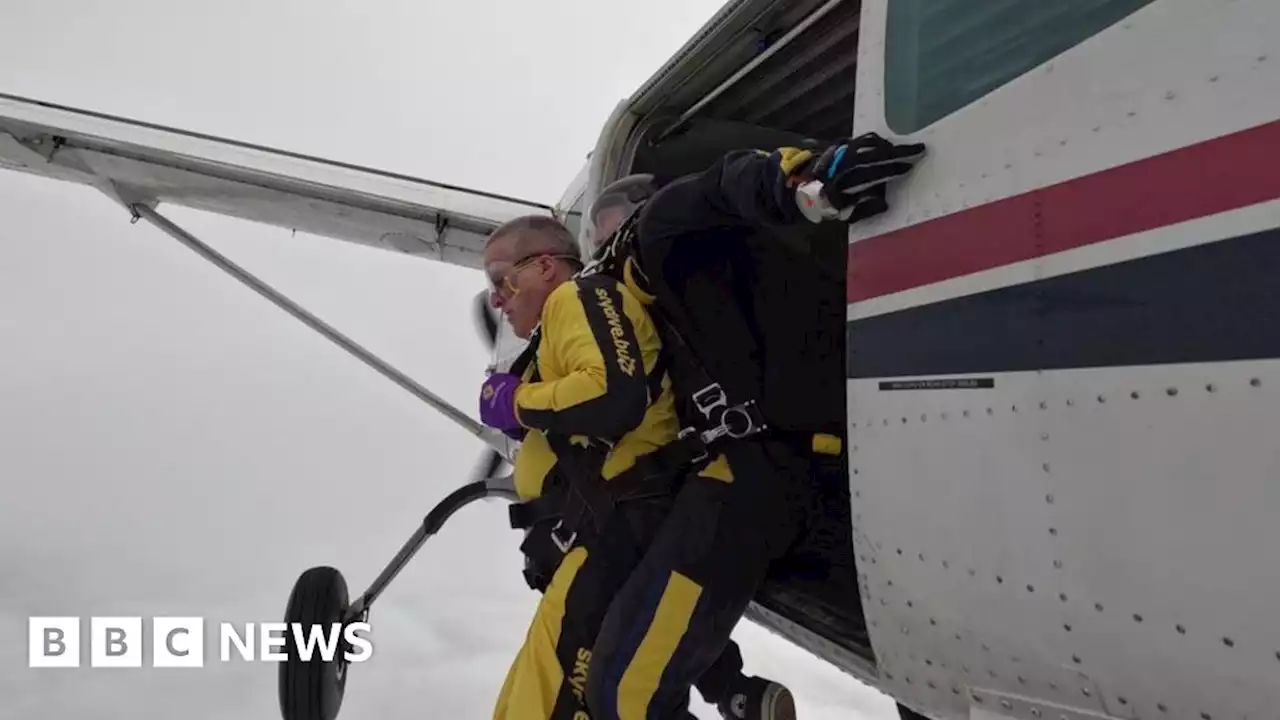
[847,227,1280,379]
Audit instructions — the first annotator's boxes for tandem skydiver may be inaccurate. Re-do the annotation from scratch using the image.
[566,132,926,719]
[477,214,799,719]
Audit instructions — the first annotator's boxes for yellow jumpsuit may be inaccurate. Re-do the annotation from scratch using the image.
[492,272,682,720]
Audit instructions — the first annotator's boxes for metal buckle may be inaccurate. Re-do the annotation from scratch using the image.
[721,400,765,439]
[549,520,577,553]
[691,383,728,421]
[684,399,767,453]
[679,426,710,464]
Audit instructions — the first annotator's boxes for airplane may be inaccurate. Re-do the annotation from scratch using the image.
[3,0,1279,718]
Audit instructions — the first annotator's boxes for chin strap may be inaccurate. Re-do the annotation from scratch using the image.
[577,208,642,282]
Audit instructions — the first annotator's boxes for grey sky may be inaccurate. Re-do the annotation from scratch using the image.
[0,2,899,718]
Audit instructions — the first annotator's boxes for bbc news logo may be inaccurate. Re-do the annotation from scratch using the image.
[28,617,373,668]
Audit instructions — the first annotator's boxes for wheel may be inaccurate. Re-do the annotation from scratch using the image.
[279,566,351,720]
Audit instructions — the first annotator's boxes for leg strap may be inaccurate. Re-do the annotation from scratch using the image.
[509,440,696,591]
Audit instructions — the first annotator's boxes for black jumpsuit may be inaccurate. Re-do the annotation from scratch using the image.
[583,147,848,719]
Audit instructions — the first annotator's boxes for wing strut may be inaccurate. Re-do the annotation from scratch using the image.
[127,202,514,461]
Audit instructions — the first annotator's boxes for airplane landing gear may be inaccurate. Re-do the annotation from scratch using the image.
[279,566,352,720]
[277,476,517,720]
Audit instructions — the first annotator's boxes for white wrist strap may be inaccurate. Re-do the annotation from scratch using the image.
[795,181,849,223]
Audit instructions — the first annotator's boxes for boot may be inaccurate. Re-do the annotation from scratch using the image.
[717,675,797,720]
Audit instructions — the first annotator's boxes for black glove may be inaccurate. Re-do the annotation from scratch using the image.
[834,183,890,225]
[796,132,926,223]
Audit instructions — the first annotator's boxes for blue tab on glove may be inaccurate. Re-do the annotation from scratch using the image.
[480,372,524,432]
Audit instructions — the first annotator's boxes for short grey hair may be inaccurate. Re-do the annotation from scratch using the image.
[486,214,581,261]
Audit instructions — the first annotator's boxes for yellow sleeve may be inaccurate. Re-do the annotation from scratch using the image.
[513,276,651,439]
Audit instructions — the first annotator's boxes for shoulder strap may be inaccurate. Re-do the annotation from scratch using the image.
[508,329,541,379]
[646,302,722,411]
[544,433,614,538]
[577,207,642,283]
[646,348,668,406]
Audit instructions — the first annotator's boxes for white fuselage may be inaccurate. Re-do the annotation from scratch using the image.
[825,1,1280,718]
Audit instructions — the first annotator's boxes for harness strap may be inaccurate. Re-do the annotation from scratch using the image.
[510,438,695,592]
[646,348,669,405]
[508,489,563,530]
[519,525,571,592]
[509,435,698,531]
[509,433,705,595]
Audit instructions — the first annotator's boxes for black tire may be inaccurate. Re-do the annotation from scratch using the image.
[473,288,499,348]
[279,566,350,720]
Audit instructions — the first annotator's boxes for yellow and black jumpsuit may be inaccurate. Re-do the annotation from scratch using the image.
[492,273,751,720]
[577,146,849,719]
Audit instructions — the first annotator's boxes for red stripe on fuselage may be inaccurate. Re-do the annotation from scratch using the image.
[848,119,1280,303]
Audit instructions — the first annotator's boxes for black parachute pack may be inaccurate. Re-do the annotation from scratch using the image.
[582,193,848,450]
[505,200,847,589]
[579,132,924,447]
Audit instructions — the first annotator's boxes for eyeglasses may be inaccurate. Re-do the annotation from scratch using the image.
[487,253,582,300]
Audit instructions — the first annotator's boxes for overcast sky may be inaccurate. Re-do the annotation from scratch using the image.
[0,2,899,718]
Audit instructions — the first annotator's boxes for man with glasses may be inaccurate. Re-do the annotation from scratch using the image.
[478,215,796,720]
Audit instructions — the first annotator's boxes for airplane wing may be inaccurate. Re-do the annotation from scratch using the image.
[0,91,554,270]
